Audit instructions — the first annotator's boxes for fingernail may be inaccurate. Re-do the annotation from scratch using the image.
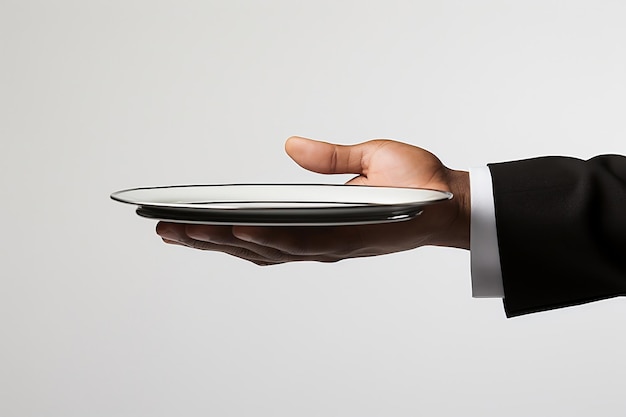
[235,232,252,241]
[156,222,176,239]
[185,225,211,241]
[233,229,253,242]
[158,228,176,240]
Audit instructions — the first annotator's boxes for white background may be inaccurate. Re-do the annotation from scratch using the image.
[1,1,625,416]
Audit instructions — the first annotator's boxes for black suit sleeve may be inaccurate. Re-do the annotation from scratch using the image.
[488,155,626,317]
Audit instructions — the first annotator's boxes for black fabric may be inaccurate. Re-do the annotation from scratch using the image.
[488,155,626,317]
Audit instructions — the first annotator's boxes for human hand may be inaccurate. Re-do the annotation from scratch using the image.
[156,137,470,265]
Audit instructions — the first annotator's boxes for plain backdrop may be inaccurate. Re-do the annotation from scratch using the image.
[1,1,625,416]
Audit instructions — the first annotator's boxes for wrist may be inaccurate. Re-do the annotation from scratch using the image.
[427,169,470,249]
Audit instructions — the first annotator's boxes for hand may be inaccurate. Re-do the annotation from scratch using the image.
[156,137,470,265]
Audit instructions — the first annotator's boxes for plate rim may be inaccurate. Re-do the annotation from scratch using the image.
[110,183,453,210]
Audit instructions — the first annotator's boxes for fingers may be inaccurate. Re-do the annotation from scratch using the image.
[156,222,341,265]
[231,225,362,257]
[156,222,278,265]
[184,224,290,261]
[285,136,390,176]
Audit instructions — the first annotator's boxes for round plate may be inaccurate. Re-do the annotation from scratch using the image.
[110,184,452,226]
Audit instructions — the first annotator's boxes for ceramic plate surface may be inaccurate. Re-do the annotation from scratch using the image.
[111,184,452,226]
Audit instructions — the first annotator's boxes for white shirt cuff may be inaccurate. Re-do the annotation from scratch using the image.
[469,166,504,298]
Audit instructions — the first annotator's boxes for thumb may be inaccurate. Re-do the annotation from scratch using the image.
[285,136,378,175]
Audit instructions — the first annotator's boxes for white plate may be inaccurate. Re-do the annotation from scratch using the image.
[110,184,452,226]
